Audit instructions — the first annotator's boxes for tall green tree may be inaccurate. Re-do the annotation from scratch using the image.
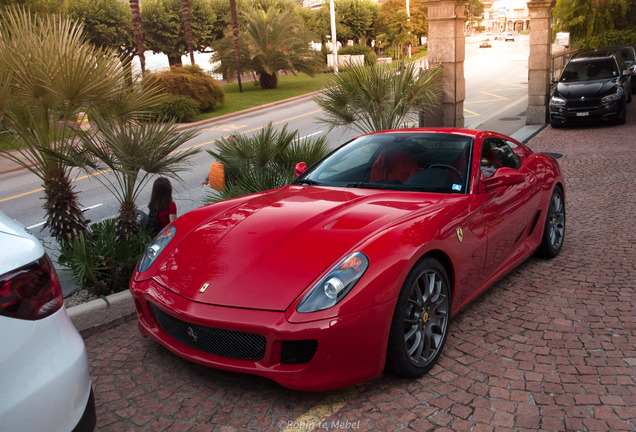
[314,62,442,135]
[375,0,428,41]
[377,9,417,60]
[129,0,145,74]
[181,0,195,64]
[0,8,157,246]
[67,0,135,65]
[142,0,216,67]
[211,6,322,89]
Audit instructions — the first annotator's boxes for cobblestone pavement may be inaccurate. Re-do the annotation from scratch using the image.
[85,102,636,431]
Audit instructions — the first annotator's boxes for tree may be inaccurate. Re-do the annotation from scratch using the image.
[0,8,150,246]
[377,9,417,60]
[211,6,322,89]
[314,62,442,135]
[142,0,216,67]
[181,0,195,65]
[333,0,378,45]
[67,0,135,67]
[375,0,428,42]
[129,0,145,74]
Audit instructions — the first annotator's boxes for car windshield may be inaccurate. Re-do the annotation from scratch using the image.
[560,58,619,82]
[295,132,473,194]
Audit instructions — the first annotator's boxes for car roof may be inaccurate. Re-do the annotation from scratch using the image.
[593,45,636,61]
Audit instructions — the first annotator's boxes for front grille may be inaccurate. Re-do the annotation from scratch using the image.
[281,340,318,364]
[151,304,266,361]
[566,98,600,109]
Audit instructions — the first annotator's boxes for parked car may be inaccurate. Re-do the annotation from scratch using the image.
[479,38,492,48]
[504,32,515,41]
[549,51,632,127]
[593,45,636,90]
[0,212,95,431]
[130,128,565,391]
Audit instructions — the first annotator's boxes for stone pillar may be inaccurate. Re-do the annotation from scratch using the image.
[526,0,555,125]
[424,0,466,128]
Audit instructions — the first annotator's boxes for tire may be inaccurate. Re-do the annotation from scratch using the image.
[550,115,562,128]
[617,101,627,124]
[386,257,451,378]
[537,186,566,258]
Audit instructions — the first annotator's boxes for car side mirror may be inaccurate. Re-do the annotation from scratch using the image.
[480,167,524,192]
[294,162,307,177]
[623,69,631,76]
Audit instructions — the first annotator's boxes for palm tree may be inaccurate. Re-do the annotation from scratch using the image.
[129,0,145,74]
[313,62,442,135]
[76,115,200,238]
[211,6,322,89]
[181,0,195,65]
[0,8,139,246]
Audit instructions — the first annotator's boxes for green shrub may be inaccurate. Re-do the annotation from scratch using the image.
[149,65,225,112]
[59,219,155,297]
[205,123,331,203]
[338,45,377,66]
[151,94,201,123]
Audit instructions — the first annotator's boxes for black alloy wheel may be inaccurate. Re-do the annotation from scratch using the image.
[537,185,566,258]
[386,257,451,378]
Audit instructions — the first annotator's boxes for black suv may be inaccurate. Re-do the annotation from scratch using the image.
[549,51,632,127]
[593,45,636,89]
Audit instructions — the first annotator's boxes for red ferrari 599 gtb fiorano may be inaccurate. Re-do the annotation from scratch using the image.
[130,128,565,391]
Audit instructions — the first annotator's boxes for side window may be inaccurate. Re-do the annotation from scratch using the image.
[480,139,521,178]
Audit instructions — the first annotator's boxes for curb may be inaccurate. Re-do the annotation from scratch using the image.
[67,290,135,335]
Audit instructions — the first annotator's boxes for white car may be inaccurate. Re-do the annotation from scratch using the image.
[0,212,95,431]
[504,32,515,42]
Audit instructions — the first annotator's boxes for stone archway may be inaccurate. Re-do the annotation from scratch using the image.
[423,0,555,127]
[423,0,466,127]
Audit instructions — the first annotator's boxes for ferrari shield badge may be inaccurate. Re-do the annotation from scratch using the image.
[199,283,210,293]
[456,227,464,244]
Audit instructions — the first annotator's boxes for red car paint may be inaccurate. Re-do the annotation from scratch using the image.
[130,128,564,391]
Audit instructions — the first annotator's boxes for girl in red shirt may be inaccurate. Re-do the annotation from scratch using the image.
[148,177,177,230]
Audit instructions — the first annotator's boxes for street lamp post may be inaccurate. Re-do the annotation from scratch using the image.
[330,0,338,74]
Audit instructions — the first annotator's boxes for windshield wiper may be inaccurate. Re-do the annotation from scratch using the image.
[346,182,404,191]
[295,179,323,186]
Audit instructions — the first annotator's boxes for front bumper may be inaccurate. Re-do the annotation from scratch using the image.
[131,279,396,391]
[549,98,623,124]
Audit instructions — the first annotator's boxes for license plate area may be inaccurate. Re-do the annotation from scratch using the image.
[576,112,590,117]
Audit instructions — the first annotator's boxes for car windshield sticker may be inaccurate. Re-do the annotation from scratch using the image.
[452,184,462,191]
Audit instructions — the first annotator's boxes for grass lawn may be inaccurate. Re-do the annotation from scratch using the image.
[197,72,334,121]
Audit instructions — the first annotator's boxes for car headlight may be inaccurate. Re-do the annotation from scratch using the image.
[550,96,566,106]
[297,252,369,313]
[601,92,621,103]
[137,226,176,273]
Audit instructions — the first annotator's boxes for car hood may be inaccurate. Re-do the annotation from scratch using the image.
[152,185,446,311]
[555,79,618,99]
